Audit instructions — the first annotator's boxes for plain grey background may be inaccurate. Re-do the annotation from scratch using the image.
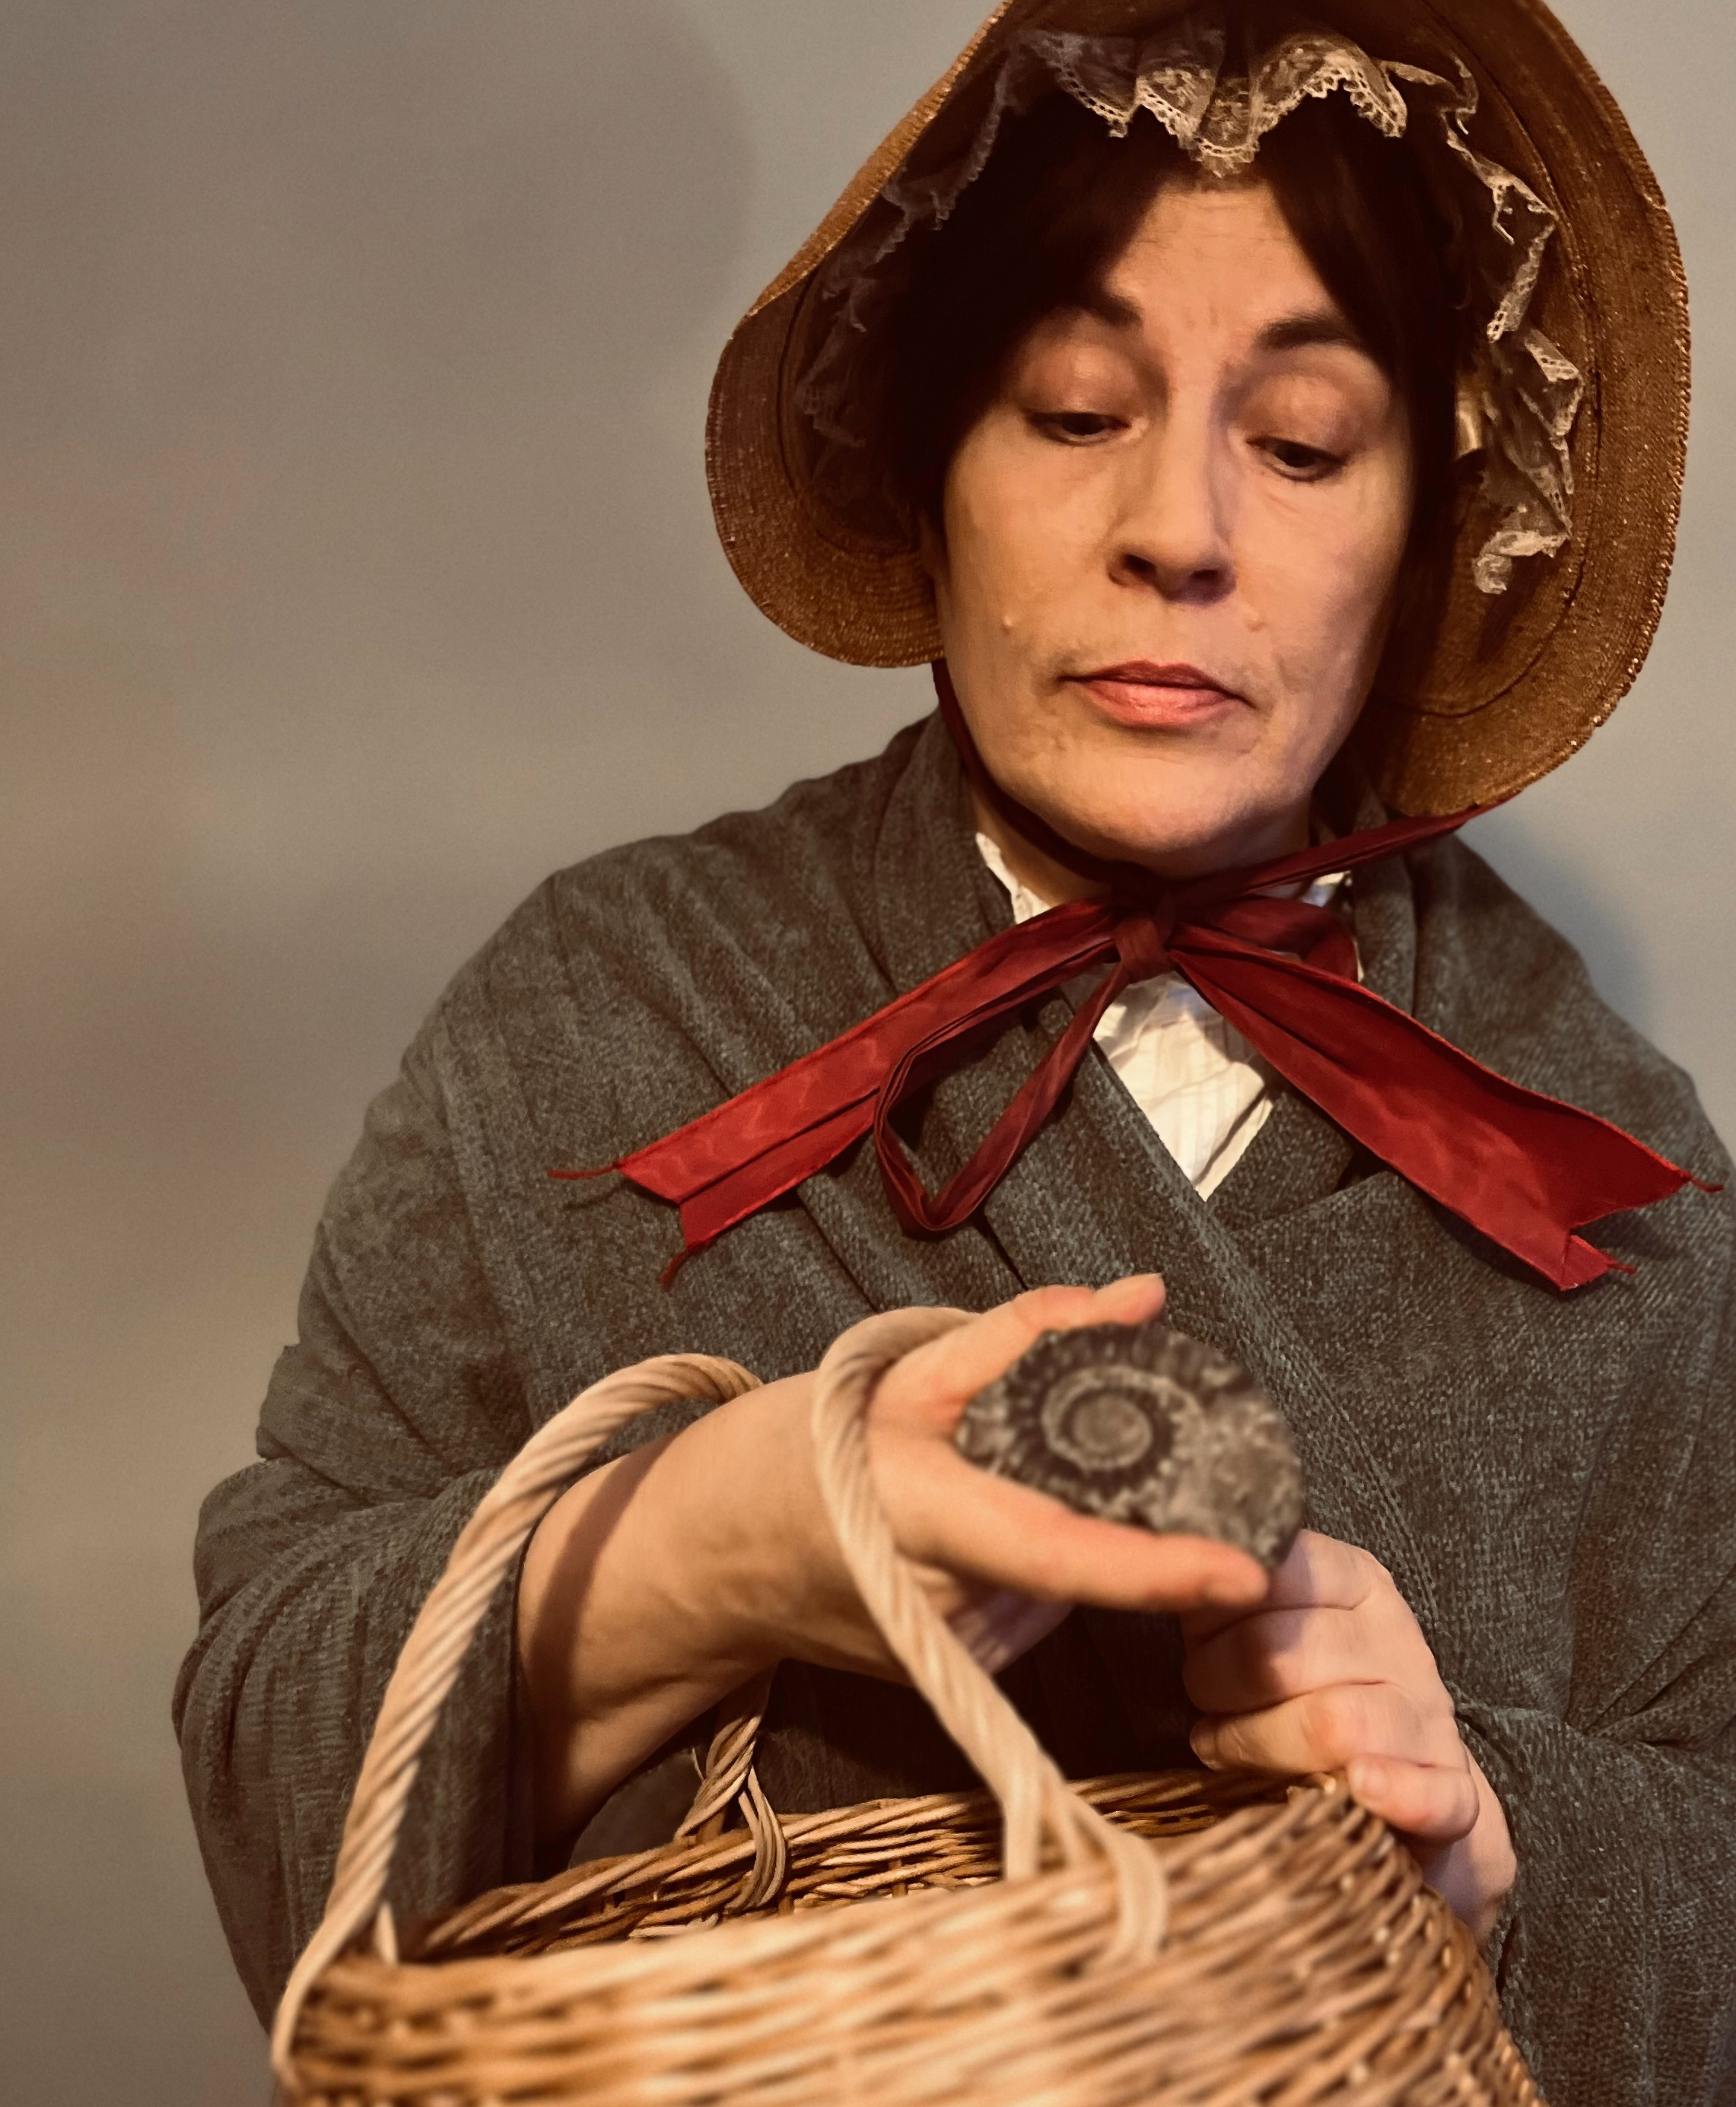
[0,2,1728,2099]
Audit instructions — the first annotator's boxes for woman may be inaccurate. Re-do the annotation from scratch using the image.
[176,3,1735,2101]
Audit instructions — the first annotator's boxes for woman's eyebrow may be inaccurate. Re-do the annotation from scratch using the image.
[1257,308,1366,355]
[1073,288,1143,329]
[1071,294,1365,356]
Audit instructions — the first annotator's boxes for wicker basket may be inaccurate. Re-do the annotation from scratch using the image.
[272,1311,1544,2105]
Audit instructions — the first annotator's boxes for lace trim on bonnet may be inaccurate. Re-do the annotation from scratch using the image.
[797,6,1584,596]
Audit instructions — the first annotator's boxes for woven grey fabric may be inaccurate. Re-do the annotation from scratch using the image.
[175,713,1736,2102]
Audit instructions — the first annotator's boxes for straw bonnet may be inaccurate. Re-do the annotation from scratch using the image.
[705,0,1689,815]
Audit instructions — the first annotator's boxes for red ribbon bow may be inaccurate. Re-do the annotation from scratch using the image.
[558,666,1706,1289]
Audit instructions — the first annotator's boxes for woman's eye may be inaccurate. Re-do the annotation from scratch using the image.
[1258,436,1344,478]
[1029,410,1124,444]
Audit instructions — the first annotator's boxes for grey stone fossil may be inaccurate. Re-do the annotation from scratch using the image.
[954,1320,1304,1571]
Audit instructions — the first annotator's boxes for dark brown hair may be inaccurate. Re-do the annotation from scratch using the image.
[810,83,1466,675]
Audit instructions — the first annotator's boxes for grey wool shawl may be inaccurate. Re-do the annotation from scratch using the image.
[176,713,1736,2103]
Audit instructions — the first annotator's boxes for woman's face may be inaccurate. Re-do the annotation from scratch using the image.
[929,176,1413,880]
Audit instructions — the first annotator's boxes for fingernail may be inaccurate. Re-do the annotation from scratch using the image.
[1204,1575,1261,1606]
[1347,1759,1380,1797]
[1191,1722,1219,1765]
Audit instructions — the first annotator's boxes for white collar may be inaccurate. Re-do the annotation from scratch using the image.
[973,828,1351,1195]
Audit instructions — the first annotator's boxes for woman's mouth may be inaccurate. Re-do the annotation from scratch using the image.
[1070,661,1245,729]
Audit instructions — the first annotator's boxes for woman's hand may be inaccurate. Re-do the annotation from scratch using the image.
[823,1275,1270,1673]
[1180,1529,1517,1941]
[519,1275,1267,1842]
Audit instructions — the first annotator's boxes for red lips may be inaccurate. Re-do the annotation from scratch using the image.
[1079,660,1229,688]
[1071,660,1245,729]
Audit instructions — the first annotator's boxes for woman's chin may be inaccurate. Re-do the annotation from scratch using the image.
[1038,770,1310,879]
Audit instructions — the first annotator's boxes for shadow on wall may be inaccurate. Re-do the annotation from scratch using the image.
[0,7,758,2107]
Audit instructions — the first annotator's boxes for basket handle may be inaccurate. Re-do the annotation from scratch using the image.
[671,1312,1171,1931]
[672,1664,790,1911]
[271,1350,759,2082]
[275,1313,1170,2083]
[798,1308,1168,1945]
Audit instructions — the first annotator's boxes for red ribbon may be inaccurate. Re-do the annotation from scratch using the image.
[558,665,1707,1289]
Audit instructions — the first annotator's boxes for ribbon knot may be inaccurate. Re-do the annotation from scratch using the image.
[1114,904,1174,987]
[555,664,1712,1292]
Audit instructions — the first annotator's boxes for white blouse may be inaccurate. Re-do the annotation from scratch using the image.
[976,832,1348,1200]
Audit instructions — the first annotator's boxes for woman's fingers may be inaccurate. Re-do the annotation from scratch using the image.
[1182,1600,1444,1714]
[1175,1524,1488,1867]
[1342,1752,1481,1845]
[1184,1604,1359,1711]
[889,1438,1268,1611]
[1259,1530,1385,1610]
[1191,1677,1455,1775]
[873,1276,1167,1435]
[1190,1683,1475,1839]
[1179,1529,1385,1648]
[854,1274,1264,1617]
[1087,1272,1172,1324]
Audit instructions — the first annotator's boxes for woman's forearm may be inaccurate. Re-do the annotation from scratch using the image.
[517,1441,743,1842]
[515,1372,838,1843]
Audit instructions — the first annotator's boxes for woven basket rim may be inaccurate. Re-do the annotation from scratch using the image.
[273,1325,1545,2107]
[389,1769,1307,1985]
[285,1766,1544,2107]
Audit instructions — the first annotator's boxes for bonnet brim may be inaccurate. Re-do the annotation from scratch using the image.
[704,0,1688,815]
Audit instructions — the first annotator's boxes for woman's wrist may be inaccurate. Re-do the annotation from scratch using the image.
[515,1375,822,1841]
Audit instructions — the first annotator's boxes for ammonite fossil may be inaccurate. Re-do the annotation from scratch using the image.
[954,1320,1305,1571]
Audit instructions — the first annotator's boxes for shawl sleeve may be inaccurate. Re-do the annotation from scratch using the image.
[171,1021,536,2025]
[1450,1234,1736,2106]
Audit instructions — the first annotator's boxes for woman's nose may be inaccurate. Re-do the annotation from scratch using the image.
[1107,422,1235,605]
